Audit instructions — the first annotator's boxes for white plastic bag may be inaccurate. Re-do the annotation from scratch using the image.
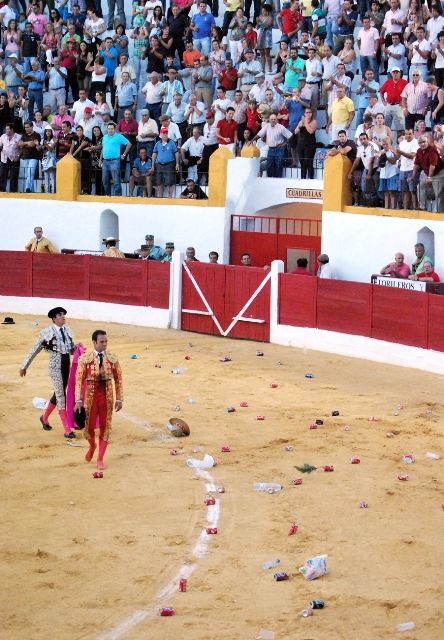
[33,397,48,410]
[299,554,327,580]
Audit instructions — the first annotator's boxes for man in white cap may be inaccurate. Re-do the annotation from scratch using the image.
[102,237,125,258]
[3,54,24,97]
[248,71,267,103]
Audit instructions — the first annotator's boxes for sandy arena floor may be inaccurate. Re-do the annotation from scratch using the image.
[1,313,444,640]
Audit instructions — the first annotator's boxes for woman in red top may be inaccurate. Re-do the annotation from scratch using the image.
[246,98,261,133]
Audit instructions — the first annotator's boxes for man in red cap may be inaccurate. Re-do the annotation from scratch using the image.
[151,127,180,198]
[72,88,95,126]
[20,307,79,439]
[78,106,95,138]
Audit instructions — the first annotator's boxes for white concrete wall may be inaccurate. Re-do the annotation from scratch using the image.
[0,296,170,328]
[225,158,324,216]
[0,199,229,263]
[321,210,444,283]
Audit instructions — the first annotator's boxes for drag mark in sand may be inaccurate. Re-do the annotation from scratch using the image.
[96,421,220,640]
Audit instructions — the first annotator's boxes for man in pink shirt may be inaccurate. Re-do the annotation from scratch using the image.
[28,2,48,38]
[380,252,410,278]
[357,16,380,81]
[50,105,74,131]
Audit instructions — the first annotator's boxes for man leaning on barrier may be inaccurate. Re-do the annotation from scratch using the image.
[407,135,444,211]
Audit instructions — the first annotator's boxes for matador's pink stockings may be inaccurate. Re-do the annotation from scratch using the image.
[97,428,108,470]
[42,401,56,424]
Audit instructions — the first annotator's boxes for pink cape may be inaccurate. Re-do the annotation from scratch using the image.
[66,345,85,429]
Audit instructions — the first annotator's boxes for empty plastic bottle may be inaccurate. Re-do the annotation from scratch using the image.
[186,454,215,468]
[426,452,440,459]
[263,559,280,570]
[254,482,283,493]
[28,322,39,326]
[171,367,188,374]
[397,622,415,632]
[188,398,195,404]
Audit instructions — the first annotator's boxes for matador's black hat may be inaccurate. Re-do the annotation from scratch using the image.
[73,407,86,429]
[48,307,67,319]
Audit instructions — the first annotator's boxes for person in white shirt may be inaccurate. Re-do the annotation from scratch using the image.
[316,254,337,279]
[407,26,431,81]
[212,85,231,123]
[431,30,444,89]
[141,71,163,124]
[426,5,444,44]
[143,0,162,23]
[321,44,340,116]
[181,126,205,181]
[71,89,95,126]
[394,126,419,209]
[201,111,218,184]
[305,46,322,114]
[248,71,267,103]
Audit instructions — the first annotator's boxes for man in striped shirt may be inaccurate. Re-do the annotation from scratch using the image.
[247,113,293,178]
[401,72,431,130]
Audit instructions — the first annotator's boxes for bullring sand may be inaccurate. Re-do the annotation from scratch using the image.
[1,314,444,640]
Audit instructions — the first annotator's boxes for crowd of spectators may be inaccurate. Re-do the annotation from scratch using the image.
[1,0,444,203]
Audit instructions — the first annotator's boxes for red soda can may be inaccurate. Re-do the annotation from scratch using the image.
[324,465,334,472]
[309,423,318,429]
[206,527,218,534]
[316,419,324,425]
[441,502,444,509]
[285,445,293,451]
[256,351,264,356]
[350,458,361,464]
[204,497,216,505]
[170,449,178,455]
[369,416,378,421]
[360,502,368,508]
[256,415,265,420]
[92,471,103,478]
[226,407,236,413]
[270,383,278,388]
[159,608,174,616]
[398,474,409,481]
[426,409,432,415]
[154,363,161,368]
[274,571,289,581]
[221,446,231,452]
[185,355,191,360]
[217,486,225,493]
[179,578,187,592]
[288,523,298,535]
[293,478,303,485]
[240,401,249,407]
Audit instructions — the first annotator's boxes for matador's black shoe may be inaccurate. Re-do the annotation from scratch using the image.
[40,415,52,431]
[64,431,76,439]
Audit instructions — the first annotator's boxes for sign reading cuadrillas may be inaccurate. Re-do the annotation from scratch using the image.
[286,188,323,199]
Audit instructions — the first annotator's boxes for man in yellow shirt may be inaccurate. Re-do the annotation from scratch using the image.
[325,87,355,143]
[25,227,58,253]
[102,236,125,258]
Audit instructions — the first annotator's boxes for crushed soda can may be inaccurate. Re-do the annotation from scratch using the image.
[226,407,236,413]
[179,578,187,592]
[270,383,278,388]
[310,600,325,609]
[288,523,298,535]
[402,454,413,463]
[360,502,368,508]
[442,502,444,509]
[369,416,378,421]
[316,419,324,425]
[170,449,178,455]
[204,497,216,505]
[285,445,293,451]
[155,363,162,368]
[130,354,138,359]
[159,608,174,616]
[274,572,289,581]
[398,474,409,481]
[189,342,193,347]
[185,355,191,360]
[256,415,265,420]
[397,404,404,410]
[387,432,394,438]
[309,423,318,429]
[302,609,314,617]
[292,478,303,485]
[217,486,225,493]
[324,465,334,472]
[240,401,249,407]
[219,356,232,362]
[350,458,361,464]
[426,409,432,415]
[92,471,103,478]
[331,411,340,416]
[206,527,218,534]
[256,351,264,356]
[305,373,314,378]
[221,446,231,452]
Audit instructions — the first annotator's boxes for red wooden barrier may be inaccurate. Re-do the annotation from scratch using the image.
[181,262,226,335]
[278,273,317,328]
[427,295,444,352]
[33,253,86,300]
[0,250,32,296]
[371,286,428,349]
[229,230,277,270]
[146,261,170,309]
[89,256,145,306]
[317,279,372,337]
[224,266,270,341]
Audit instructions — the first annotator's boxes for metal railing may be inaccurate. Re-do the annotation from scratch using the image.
[259,156,325,180]
[351,173,444,213]
[0,165,56,194]
[232,215,322,236]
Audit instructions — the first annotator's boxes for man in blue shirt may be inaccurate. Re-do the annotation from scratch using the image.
[24,59,45,119]
[355,68,379,126]
[190,2,216,55]
[114,72,138,122]
[100,123,132,196]
[67,5,86,37]
[101,37,118,107]
[284,88,304,167]
[151,127,180,198]
[129,147,153,197]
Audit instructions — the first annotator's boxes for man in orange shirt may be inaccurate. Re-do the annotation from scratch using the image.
[181,41,201,90]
